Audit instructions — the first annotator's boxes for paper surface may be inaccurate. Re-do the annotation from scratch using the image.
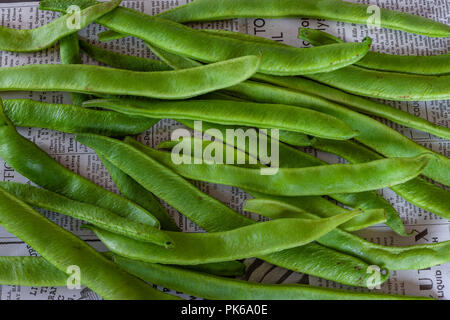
[0,0,448,300]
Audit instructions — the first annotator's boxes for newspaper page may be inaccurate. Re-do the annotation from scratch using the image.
[0,0,448,300]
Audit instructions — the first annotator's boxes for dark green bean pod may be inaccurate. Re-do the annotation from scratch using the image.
[2,99,158,136]
[79,39,172,71]
[0,181,173,247]
[59,34,89,105]
[87,211,360,265]
[0,103,159,227]
[118,139,433,197]
[84,98,358,140]
[299,28,450,76]
[113,256,431,300]
[73,133,388,287]
[40,0,373,76]
[311,138,450,220]
[155,0,450,38]
[0,186,178,300]
[0,56,260,100]
[0,0,121,52]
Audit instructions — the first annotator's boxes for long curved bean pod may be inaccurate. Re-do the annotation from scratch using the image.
[0,56,260,100]
[84,98,358,140]
[79,39,172,71]
[40,0,372,76]
[224,81,450,186]
[0,181,173,247]
[114,139,432,197]
[3,99,158,136]
[244,199,450,271]
[305,65,450,101]
[99,156,179,231]
[0,103,158,227]
[244,196,386,232]
[155,0,450,37]
[254,74,450,140]
[88,211,360,265]
[299,28,450,76]
[0,187,178,300]
[0,0,121,52]
[311,138,450,220]
[73,133,388,287]
[59,34,88,105]
[115,257,431,300]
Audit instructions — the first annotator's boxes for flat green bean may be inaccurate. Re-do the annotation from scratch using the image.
[0,103,158,227]
[156,0,450,37]
[0,56,260,100]
[311,138,450,220]
[84,98,358,140]
[40,0,372,76]
[0,181,173,247]
[0,0,121,52]
[79,39,172,71]
[224,81,450,186]
[99,156,179,231]
[0,186,177,300]
[3,99,158,136]
[113,256,430,300]
[88,211,360,265]
[299,28,450,76]
[118,138,432,197]
[73,133,388,287]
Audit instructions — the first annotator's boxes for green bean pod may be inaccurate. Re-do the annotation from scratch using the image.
[84,98,358,140]
[40,0,373,76]
[299,28,450,76]
[88,211,360,265]
[0,0,121,52]
[99,156,179,231]
[59,34,89,105]
[0,104,158,227]
[79,39,172,71]
[311,138,450,220]
[156,0,450,37]
[224,81,450,186]
[0,56,259,100]
[3,99,158,136]
[73,133,388,287]
[0,181,173,247]
[114,256,430,300]
[0,187,178,300]
[118,139,432,197]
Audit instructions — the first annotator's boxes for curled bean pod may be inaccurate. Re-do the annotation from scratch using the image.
[224,81,450,186]
[244,198,450,270]
[2,99,158,136]
[299,28,450,76]
[0,56,260,100]
[99,156,179,231]
[0,103,158,227]
[0,0,121,52]
[114,256,430,300]
[0,181,173,247]
[119,139,433,197]
[74,133,388,287]
[0,186,178,300]
[40,0,373,76]
[155,0,450,38]
[84,98,358,140]
[311,138,450,220]
[79,39,172,71]
[87,211,360,265]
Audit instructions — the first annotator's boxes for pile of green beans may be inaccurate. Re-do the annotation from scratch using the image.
[0,0,447,301]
